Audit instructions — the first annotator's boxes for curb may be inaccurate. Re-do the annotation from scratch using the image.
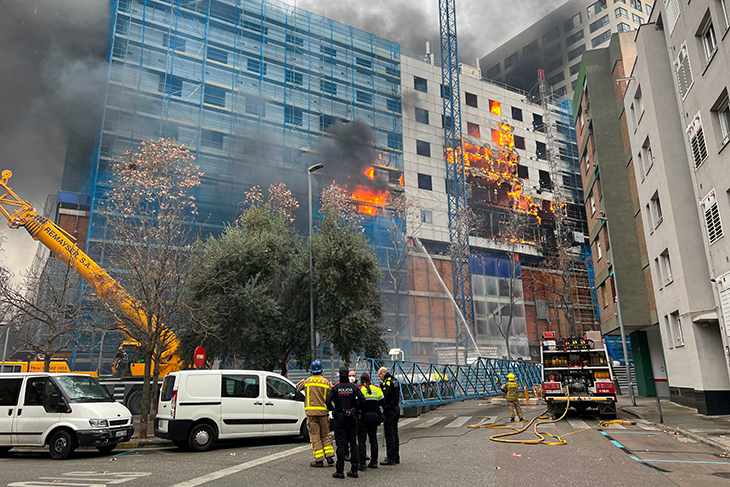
[621,408,730,457]
[118,438,173,449]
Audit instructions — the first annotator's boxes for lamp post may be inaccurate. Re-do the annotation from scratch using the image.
[1,322,9,372]
[596,215,636,406]
[308,163,325,364]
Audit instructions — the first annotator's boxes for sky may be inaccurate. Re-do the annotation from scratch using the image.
[0,0,566,279]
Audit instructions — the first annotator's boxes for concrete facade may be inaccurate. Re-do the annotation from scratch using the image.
[479,0,652,99]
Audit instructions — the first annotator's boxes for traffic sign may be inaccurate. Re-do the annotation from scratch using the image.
[194,346,206,368]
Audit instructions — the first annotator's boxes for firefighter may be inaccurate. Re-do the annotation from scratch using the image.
[358,372,384,470]
[378,366,400,466]
[501,373,524,422]
[326,366,365,479]
[296,360,335,467]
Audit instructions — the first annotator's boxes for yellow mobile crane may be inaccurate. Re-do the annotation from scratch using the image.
[0,170,181,383]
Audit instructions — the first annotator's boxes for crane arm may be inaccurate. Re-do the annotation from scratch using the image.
[0,170,178,362]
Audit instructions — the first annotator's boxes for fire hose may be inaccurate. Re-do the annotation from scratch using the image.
[473,388,635,446]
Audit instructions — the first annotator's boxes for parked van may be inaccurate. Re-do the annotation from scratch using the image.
[155,370,307,452]
[0,373,133,459]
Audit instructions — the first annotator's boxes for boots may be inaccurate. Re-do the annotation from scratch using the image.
[310,461,324,468]
[326,457,335,466]
[347,470,359,478]
[332,472,345,479]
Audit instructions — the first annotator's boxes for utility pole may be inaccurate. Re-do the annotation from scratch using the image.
[308,163,324,364]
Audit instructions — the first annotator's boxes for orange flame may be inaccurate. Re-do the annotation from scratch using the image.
[489,100,501,116]
[398,174,404,186]
[351,186,388,206]
[358,205,377,215]
[364,167,375,180]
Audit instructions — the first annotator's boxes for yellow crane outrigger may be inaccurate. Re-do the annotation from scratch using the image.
[0,170,181,378]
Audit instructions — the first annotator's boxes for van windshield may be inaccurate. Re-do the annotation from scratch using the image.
[54,376,113,403]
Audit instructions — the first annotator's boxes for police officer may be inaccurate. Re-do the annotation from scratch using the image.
[501,373,524,422]
[358,373,384,470]
[326,366,365,479]
[296,360,335,467]
[378,366,400,466]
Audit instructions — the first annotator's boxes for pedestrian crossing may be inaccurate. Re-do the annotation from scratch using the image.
[415,416,446,428]
[399,414,652,432]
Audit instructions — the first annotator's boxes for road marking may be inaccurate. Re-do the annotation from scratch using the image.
[168,445,310,487]
[566,418,589,429]
[630,455,730,465]
[415,416,446,428]
[445,416,472,428]
[10,472,151,487]
[610,440,625,449]
[600,431,658,435]
[398,418,420,428]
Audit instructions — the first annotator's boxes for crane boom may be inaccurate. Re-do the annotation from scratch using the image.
[0,170,180,376]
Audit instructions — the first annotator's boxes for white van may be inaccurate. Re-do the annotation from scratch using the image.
[155,370,307,452]
[0,373,133,459]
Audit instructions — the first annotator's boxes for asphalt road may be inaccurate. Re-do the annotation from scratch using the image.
[2,399,730,487]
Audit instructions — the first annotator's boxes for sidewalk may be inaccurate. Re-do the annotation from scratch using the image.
[620,396,730,455]
[118,417,171,448]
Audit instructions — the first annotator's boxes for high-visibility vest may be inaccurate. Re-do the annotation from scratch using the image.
[360,384,384,401]
[298,375,331,415]
[505,381,519,400]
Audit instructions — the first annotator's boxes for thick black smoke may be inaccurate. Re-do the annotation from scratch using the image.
[0,0,109,277]
[310,119,387,192]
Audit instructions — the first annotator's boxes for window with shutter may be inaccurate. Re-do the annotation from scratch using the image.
[687,114,708,168]
[702,190,724,244]
[673,44,693,99]
[664,0,680,34]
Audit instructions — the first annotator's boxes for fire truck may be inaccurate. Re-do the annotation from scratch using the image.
[541,331,617,419]
[0,170,182,414]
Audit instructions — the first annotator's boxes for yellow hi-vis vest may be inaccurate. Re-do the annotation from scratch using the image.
[505,381,519,400]
[360,384,384,401]
[296,375,332,416]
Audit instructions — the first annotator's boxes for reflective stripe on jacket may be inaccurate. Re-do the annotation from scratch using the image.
[503,381,519,400]
[296,375,332,416]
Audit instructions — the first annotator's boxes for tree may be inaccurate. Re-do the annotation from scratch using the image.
[313,185,386,363]
[99,138,201,438]
[182,184,310,376]
[384,193,421,348]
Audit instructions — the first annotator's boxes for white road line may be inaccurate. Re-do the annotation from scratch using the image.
[566,418,590,430]
[168,445,310,487]
[415,416,446,428]
[398,418,421,428]
[444,416,472,428]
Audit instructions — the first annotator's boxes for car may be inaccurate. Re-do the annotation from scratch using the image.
[154,370,307,452]
[0,373,134,459]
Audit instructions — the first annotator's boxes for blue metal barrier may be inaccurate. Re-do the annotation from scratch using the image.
[355,357,543,408]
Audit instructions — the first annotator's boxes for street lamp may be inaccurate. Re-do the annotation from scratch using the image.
[308,163,325,364]
[596,214,636,406]
[1,322,9,372]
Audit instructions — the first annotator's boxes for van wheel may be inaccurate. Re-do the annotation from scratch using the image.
[49,430,76,460]
[97,444,117,455]
[300,419,310,442]
[187,423,216,452]
[127,391,143,416]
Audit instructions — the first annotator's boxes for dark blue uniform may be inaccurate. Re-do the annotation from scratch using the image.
[326,375,365,476]
[380,372,400,464]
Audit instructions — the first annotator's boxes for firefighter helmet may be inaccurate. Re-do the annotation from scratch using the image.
[310,360,323,373]
[507,373,516,381]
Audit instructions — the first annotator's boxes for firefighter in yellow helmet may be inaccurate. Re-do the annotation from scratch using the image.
[500,373,524,422]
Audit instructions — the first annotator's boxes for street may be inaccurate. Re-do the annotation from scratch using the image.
[2,399,729,487]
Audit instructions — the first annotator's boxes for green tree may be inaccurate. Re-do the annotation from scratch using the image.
[183,184,310,375]
[313,185,386,363]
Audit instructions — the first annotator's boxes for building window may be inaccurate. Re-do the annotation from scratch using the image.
[441,84,451,99]
[596,238,603,260]
[568,44,586,61]
[505,51,519,68]
[651,191,663,228]
[285,105,303,126]
[159,74,183,96]
[523,40,539,56]
[569,63,581,76]
[564,12,583,31]
[414,76,428,93]
[632,13,645,24]
[543,26,561,44]
[533,114,544,132]
[660,249,673,284]
[511,106,523,121]
[546,57,563,73]
[566,29,585,46]
[442,115,452,129]
[286,68,303,85]
[489,99,501,115]
[417,173,433,190]
[591,30,612,47]
[674,43,694,100]
[629,0,642,12]
[162,33,185,52]
[207,46,228,64]
[356,57,372,69]
[539,169,552,189]
[646,5,652,16]
[616,7,629,19]
[587,0,607,18]
[320,45,337,57]
[545,43,562,59]
[320,114,336,132]
[642,137,654,172]
[548,72,565,86]
[416,140,431,157]
[517,164,529,179]
[387,99,401,113]
[617,22,631,32]
[204,85,226,108]
[421,210,433,223]
[589,192,596,215]
[415,107,429,125]
[719,0,730,32]
[670,311,684,347]
[699,19,718,62]
[388,132,403,151]
[467,122,481,138]
[487,63,501,78]
[514,135,526,149]
[466,92,478,108]
[286,34,304,49]
[687,114,708,168]
[320,79,337,96]
[201,129,224,149]
[247,59,267,75]
[712,90,730,145]
[356,90,372,105]
[536,142,547,160]
[702,190,724,244]
[590,14,610,33]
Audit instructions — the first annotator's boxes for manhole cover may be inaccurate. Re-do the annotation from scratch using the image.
[712,473,730,479]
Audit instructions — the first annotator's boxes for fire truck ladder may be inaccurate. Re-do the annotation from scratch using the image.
[439,0,475,362]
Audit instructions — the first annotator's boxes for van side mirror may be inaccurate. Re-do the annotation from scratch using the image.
[49,393,68,413]
[296,390,306,402]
